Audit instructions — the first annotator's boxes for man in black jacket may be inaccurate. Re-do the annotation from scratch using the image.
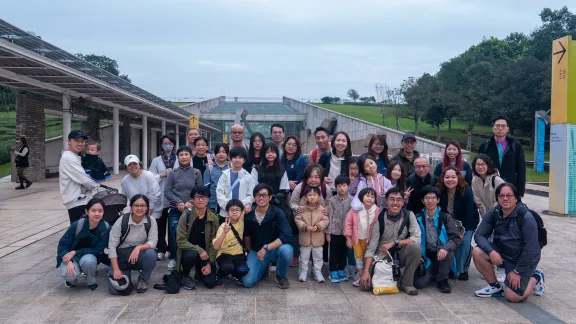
[406,157,438,215]
[242,184,294,289]
[478,115,526,196]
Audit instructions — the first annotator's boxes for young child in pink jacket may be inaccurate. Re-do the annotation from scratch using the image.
[344,187,380,287]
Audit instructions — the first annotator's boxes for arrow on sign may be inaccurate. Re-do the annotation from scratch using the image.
[553,40,566,64]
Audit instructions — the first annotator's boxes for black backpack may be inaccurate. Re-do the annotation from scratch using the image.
[416,211,449,237]
[378,208,411,239]
[118,213,152,246]
[492,206,547,249]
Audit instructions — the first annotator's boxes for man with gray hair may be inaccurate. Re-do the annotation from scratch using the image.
[230,124,248,150]
[406,157,438,214]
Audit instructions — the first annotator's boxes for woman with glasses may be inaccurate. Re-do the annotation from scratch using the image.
[282,135,307,191]
[437,167,479,281]
[471,154,505,217]
[359,134,389,176]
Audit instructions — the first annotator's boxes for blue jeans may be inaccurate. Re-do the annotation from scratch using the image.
[168,208,182,259]
[107,249,157,295]
[59,254,97,285]
[347,248,356,266]
[242,244,293,288]
[456,230,474,274]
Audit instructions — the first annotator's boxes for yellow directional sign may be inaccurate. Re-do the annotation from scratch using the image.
[189,115,199,129]
[222,134,228,144]
[551,36,575,124]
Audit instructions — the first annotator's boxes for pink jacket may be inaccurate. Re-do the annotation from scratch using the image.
[344,206,380,244]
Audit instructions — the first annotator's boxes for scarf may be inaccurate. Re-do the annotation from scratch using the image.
[161,152,176,169]
[386,209,403,222]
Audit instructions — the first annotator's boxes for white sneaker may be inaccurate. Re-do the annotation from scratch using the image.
[475,284,503,297]
[352,279,360,287]
[315,272,325,283]
[167,259,176,270]
[496,267,506,283]
[533,269,546,296]
[298,274,307,282]
[164,251,170,259]
[269,266,277,272]
[157,252,165,261]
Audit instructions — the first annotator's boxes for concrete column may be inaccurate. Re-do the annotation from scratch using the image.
[162,120,166,135]
[151,130,157,159]
[142,116,148,170]
[113,107,120,174]
[175,125,180,147]
[62,94,71,151]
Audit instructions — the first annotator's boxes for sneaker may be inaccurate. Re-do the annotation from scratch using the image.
[235,277,244,286]
[164,251,170,259]
[475,283,503,297]
[298,274,307,282]
[275,275,290,289]
[290,257,299,267]
[533,269,546,296]
[338,270,348,281]
[182,276,196,290]
[216,277,224,288]
[398,283,419,296]
[458,272,469,281]
[64,281,76,288]
[26,182,32,189]
[436,279,451,294]
[167,259,176,270]
[352,279,360,287]
[329,271,341,283]
[315,272,325,283]
[157,252,165,261]
[136,276,147,293]
[269,266,277,272]
[77,272,86,277]
[87,283,99,291]
[15,185,25,190]
[496,267,506,283]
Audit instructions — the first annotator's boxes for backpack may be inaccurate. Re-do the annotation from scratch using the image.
[492,206,547,249]
[118,213,152,246]
[378,208,411,239]
[75,217,110,239]
[416,211,448,238]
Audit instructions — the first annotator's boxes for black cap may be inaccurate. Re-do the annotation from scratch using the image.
[68,130,88,140]
[402,133,416,142]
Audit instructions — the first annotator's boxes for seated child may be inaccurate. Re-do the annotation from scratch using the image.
[295,186,329,283]
[82,141,111,182]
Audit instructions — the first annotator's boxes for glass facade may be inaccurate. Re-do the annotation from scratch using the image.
[208,120,304,142]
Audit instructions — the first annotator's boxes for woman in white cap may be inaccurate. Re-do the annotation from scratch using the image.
[119,154,163,220]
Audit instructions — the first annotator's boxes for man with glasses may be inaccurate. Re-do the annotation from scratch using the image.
[230,124,249,150]
[362,187,422,295]
[391,133,420,175]
[242,183,294,289]
[406,157,438,215]
[472,183,544,301]
[478,115,526,196]
[176,185,219,290]
[414,185,461,293]
[270,123,285,156]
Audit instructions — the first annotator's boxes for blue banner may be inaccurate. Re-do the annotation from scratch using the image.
[536,118,545,173]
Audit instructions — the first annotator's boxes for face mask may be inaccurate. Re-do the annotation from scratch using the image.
[162,143,174,152]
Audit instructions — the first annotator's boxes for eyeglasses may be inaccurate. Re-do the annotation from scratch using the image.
[194,195,209,201]
[403,141,416,145]
[494,124,508,129]
[475,163,487,167]
[231,131,244,135]
[255,194,270,199]
[415,165,430,169]
[228,208,242,213]
[286,143,298,148]
[423,196,437,201]
[498,194,515,200]
[133,204,147,209]
[387,197,404,203]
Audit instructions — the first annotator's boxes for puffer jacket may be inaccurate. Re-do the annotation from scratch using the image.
[295,204,328,248]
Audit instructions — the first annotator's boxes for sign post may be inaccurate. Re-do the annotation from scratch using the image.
[189,115,199,129]
[549,36,576,215]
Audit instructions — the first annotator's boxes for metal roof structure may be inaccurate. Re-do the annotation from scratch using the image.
[207,102,301,114]
[0,19,219,131]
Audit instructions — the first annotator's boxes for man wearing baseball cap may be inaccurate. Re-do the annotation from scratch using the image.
[390,132,420,176]
[59,130,99,224]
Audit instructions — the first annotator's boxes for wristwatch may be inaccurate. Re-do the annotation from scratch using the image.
[262,244,269,251]
[394,239,400,246]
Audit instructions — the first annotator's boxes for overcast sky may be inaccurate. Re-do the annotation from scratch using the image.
[2,1,570,101]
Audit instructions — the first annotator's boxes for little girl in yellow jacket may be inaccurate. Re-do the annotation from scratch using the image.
[295,186,329,283]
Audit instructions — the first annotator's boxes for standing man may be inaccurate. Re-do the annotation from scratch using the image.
[242,184,294,289]
[406,157,438,215]
[59,130,99,224]
[478,115,526,196]
[391,133,420,175]
[230,124,249,150]
[270,123,285,156]
[308,126,331,165]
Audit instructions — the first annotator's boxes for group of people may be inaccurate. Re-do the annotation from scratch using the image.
[56,115,545,303]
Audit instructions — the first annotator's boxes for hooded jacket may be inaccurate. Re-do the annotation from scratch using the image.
[295,204,329,247]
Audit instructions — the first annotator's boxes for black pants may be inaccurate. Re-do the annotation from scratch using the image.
[181,250,216,288]
[329,234,348,272]
[156,207,170,253]
[68,205,87,224]
[414,249,454,289]
[16,167,30,185]
[323,241,329,263]
[216,253,249,279]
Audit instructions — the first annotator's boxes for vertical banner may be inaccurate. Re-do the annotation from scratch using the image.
[536,118,546,173]
[568,125,576,215]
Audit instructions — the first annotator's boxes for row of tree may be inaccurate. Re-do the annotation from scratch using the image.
[320,89,376,105]
[394,6,575,149]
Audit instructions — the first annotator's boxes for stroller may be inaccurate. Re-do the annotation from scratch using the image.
[93,185,128,225]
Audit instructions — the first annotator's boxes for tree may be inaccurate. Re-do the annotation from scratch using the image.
[403,75,437,136]
[0,86,16,118]
[420,76,448,141]
[347,89,360,102]
[321,96,333,104]
[75,53,132,83]
[360,96,376,103]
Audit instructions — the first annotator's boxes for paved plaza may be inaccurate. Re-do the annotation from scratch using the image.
[0,174,575,324]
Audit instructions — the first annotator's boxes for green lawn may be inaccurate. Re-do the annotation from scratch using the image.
[0,162,10,178]
[526,169,549,183]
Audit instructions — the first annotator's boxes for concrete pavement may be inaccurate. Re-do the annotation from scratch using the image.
[0,176,575,324]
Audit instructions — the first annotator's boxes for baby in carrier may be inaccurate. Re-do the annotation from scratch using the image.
[82,141,112,189]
